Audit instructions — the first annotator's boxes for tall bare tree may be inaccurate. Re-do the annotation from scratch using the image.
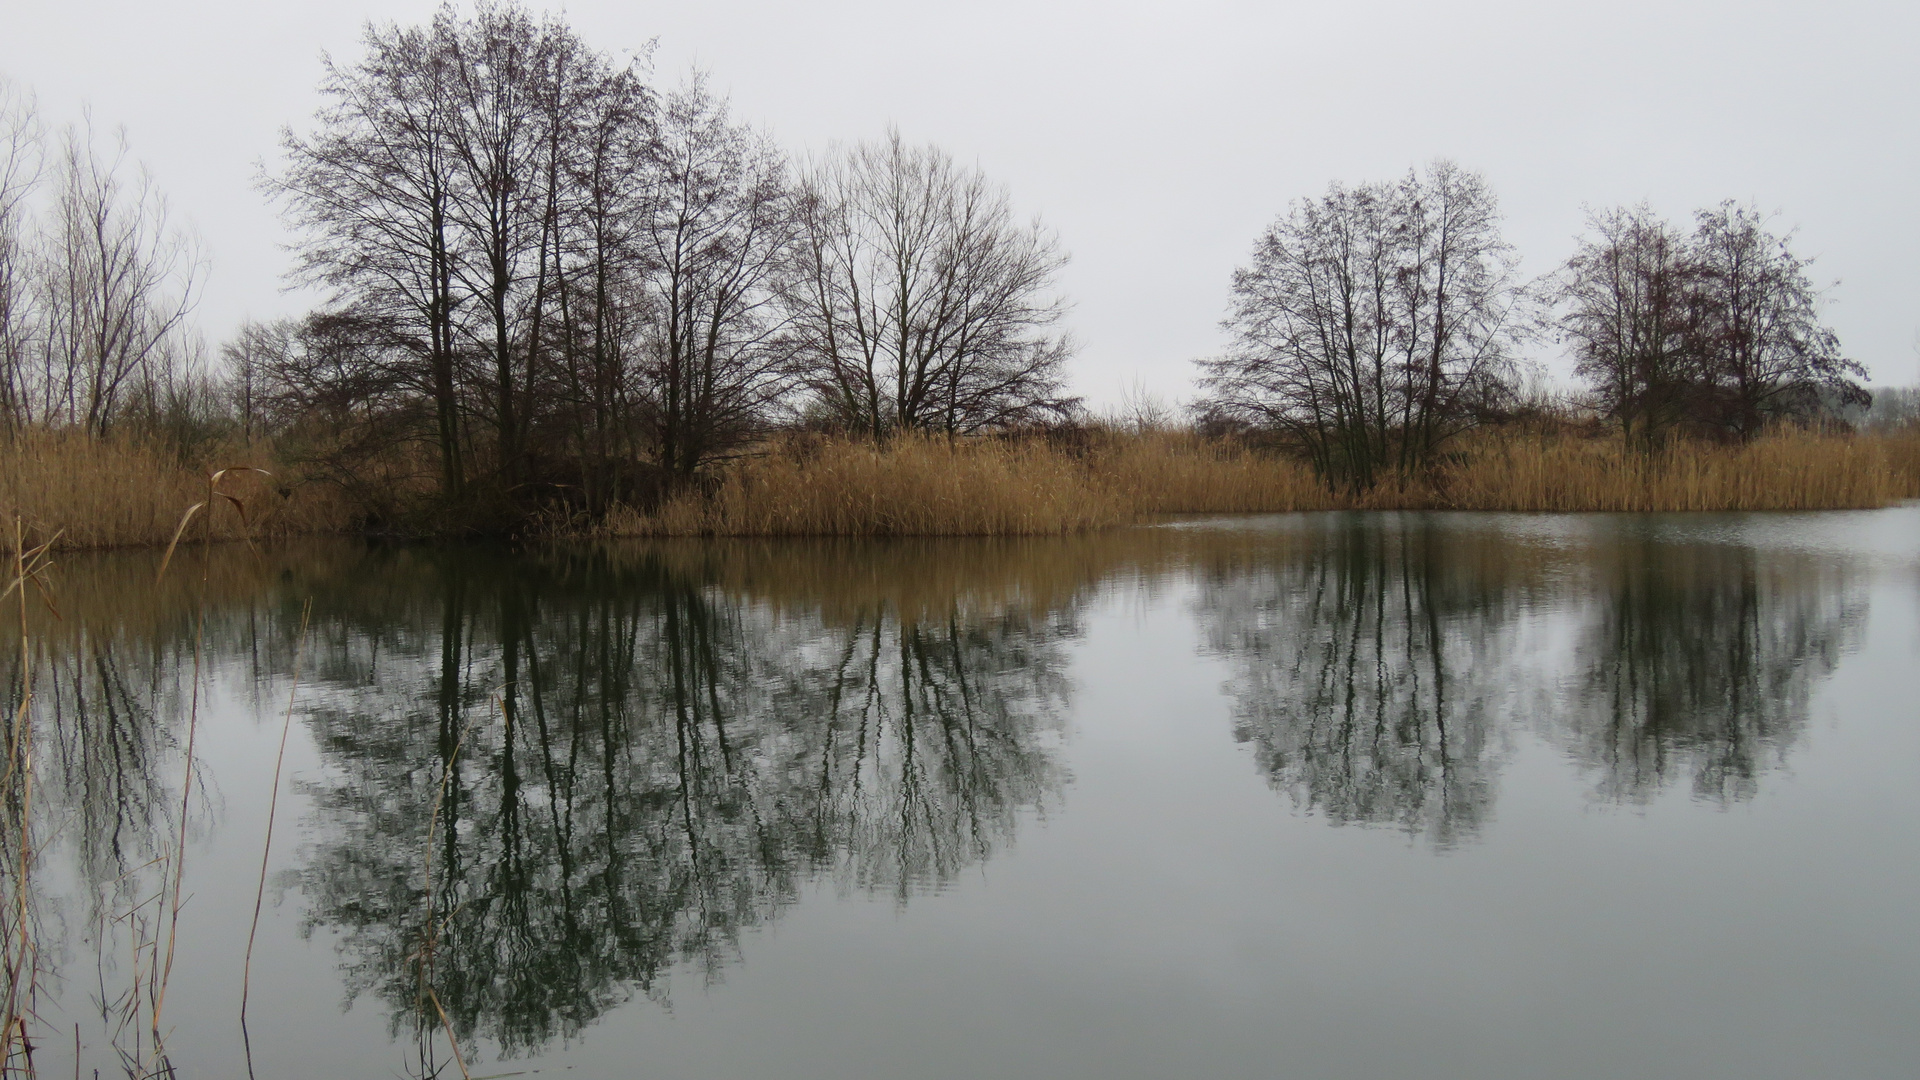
[636,74,792,476]
[1560,205,1714,448]
[269,16,469,494]
[785,130,1075,438]
[1559,202,1862,444]
[436,1,566,485]
[538,42,653,506]
[0,79,41,432]
[34,118,199,436]
[272,2,656,500]
[1199,161,1524,489]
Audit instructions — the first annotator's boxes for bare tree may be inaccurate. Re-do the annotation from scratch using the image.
[635,74,792,476]
[0,79,42,431]
[1560,202,1863,444]
[1558,205,1705,449]
[34,117,199,436]
[1688,202,1864,437]
[268,15,468,493]
[785,130,1076,438]
[436,1,568,485]
[271,2,656,501]
[221,319,285,443]
[1199,161,1525,489]
[536,55,652,508]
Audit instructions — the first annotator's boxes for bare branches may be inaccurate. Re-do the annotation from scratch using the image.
[0,101,203,442]
[1557,202,1862,445]
[262,6,1083,518]
[785,130,1076,438]
[633,73,793,476]
[1199,160,1526,489]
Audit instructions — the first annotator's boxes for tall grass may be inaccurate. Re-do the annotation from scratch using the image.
[1084,430,1348,515]
[603,426,1918,537]
[0,428,350,550]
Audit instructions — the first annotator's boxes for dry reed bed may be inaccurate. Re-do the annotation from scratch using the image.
[1440,429,1900,511]
[0,429,349,549]
[607,428,1919,537]
[610,435,1124,537]
[4,426,1914,548]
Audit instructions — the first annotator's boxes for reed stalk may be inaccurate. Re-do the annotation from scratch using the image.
[239,598,311,1080]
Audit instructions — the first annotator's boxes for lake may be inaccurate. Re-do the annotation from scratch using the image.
[7,508,1917,1078]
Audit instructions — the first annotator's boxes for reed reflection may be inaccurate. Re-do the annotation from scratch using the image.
[290,545,1075,1057]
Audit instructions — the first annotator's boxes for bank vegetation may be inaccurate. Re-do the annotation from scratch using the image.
[3,6,1918,550]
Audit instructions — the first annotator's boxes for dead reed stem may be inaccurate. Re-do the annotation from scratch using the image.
[152,468,266,1066]
[240,598,312,1079]
[0,520,60,1078]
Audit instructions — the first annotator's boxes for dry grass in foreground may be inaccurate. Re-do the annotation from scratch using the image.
[0,428,352,549]
[603,427,1920,537]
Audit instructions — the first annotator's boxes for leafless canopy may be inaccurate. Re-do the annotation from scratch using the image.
[0,81,204,442]
[1558,202,1863,445]
[785,131,1077,438]
[1198,161,1526,489]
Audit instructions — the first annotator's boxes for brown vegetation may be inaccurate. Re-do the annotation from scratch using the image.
[0,429,351,549]
[600,425,1920,537]
[1,423,1913,550]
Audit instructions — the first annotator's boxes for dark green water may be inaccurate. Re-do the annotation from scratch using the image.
[11,509,1918,1078]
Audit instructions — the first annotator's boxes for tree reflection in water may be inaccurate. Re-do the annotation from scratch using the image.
[1564,534,1866,804]
[290,545,1075,1057]
[1193,515,1866,846]
[1193,516,1536,849]
[0,521,1873,1071]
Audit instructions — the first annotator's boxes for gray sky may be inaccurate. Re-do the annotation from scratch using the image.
[5,0,1916,407]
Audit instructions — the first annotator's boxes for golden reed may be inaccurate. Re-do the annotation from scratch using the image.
[4,424,1914,546]
[606,427,1920,537]
[0,428,350,549]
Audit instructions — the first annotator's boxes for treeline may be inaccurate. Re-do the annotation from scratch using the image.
[0,1,1900,538]
[235,1,1073,521]
[1199,163,1870,489]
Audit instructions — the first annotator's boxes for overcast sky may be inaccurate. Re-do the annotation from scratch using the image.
[4,0,1915,407]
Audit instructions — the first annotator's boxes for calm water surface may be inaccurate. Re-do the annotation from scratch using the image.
[12,509,1918,1078]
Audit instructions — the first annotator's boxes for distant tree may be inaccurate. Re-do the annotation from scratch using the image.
[34,118,199,437]
[0,78,41,431]
[1198,161,1525,490]
[785,130,1076,438]
[1558,205,1704,449]
[1687,202,1865,438]
[1559,202,1863,445]
[221,319,281,443]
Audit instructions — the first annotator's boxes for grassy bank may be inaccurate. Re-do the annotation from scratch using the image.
[604,427,1920,537]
